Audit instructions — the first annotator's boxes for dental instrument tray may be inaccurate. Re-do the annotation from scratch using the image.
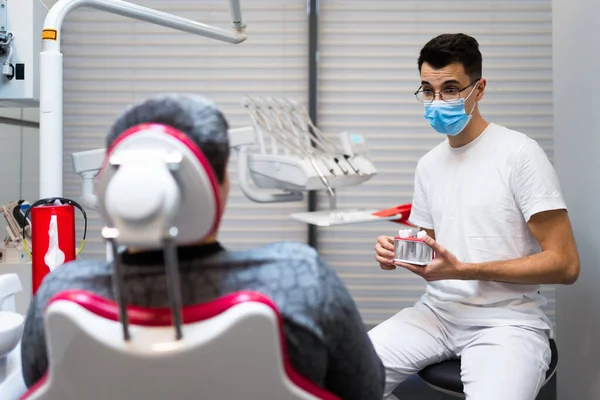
[290,209,403,227]
[394,229,434,266]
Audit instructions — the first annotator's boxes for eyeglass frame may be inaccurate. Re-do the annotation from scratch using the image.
[414,78,481,103]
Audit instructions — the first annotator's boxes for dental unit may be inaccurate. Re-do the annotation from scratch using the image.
[72,96,405,227]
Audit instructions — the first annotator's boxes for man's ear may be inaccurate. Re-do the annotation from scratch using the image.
[475,78,487,101]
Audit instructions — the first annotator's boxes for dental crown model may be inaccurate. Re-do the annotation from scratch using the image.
[397,229,427,240]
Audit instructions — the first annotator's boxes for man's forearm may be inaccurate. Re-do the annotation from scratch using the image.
[457,249,578,285]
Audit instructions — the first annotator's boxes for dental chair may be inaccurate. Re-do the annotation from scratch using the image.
[0,274,27,399]
[21,122,339,399]
[20,289,338,400]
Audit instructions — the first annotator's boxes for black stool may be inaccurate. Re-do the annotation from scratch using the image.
[417,338,559,397]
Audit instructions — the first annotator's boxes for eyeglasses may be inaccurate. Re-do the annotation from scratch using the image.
[414,79,480,103]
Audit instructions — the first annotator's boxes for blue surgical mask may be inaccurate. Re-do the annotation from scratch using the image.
[424,86,478,136]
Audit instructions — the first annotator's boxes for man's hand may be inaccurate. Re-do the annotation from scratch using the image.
[395,235,465,281]
[376,228,437,272]
[375,235,397,270]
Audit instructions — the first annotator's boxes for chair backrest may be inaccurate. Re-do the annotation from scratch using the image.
[20,290,339,400]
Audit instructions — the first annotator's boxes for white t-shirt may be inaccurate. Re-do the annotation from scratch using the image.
[408,123,566,334]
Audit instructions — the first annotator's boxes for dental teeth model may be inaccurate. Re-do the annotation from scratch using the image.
[398,229,412,238]
[393,229,433,266]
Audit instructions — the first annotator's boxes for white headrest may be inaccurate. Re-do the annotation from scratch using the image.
[97,123,222,247]
[0,274,22,300]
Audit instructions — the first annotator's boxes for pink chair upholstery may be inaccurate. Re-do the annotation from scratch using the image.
[21,290,339,400]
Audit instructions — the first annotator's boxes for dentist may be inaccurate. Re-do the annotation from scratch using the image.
[370,33,580,400]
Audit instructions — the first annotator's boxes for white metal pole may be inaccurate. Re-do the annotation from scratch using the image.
[39,0,247,198]
[39,39,63,198]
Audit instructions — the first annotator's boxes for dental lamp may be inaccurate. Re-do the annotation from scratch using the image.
[72,98,404,227]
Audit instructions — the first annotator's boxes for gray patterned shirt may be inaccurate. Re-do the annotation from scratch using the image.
[21,241,384,399]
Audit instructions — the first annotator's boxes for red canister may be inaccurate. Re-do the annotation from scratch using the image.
[31,204,76,294]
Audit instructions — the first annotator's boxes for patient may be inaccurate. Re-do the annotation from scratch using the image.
[20,94,385,399]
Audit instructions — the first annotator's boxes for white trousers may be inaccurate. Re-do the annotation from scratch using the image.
[368,302,551,400]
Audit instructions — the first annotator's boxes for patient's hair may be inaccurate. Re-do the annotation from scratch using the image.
[107,94,230,183]
[417,33,482,80]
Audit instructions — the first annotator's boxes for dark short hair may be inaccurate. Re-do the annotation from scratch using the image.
[107,94,230,184]
[417,33,482,80]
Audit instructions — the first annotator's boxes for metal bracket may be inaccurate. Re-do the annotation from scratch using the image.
[0,1,6,33]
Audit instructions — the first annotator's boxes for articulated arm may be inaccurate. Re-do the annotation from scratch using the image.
[43,0,246,49]
[40,0,247,199]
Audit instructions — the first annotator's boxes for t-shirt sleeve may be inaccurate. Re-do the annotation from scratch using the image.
[408,161,434,229]
[513,141,567,222]
[318,257,385,400]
